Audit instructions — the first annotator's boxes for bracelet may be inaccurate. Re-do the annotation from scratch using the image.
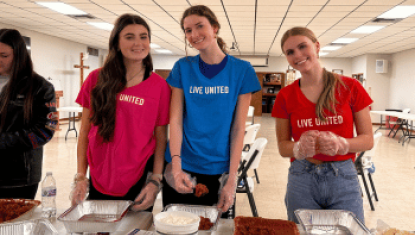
[74,173,88,184]
[151,174,163,182]
[171,155,180,159]
[147,179,163,191]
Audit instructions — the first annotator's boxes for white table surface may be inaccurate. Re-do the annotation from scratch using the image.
[371,110,415,121]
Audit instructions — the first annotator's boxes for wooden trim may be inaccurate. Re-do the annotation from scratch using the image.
[263,82,281,86]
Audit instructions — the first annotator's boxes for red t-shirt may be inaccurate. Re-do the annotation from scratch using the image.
[272,76,372,162]
[76,69,171,196]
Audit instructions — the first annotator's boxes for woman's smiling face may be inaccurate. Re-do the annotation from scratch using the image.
[183,14,218,52]
[282,35,320,74]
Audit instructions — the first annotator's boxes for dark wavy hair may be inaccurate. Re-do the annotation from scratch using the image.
[281,27,345,121]
[0,29,35,131]
[180,5,228,55]
[90,14,153,142]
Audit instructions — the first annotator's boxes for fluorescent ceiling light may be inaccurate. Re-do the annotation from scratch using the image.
[332,38,358,44]
[150,43,160,49]
[351,25,385,34]
[321,46,341,51]
[87,22,114,31]
[36,2,87,15]
[377,5,415,19]
[319,52,329,56]
[154,49,173,54]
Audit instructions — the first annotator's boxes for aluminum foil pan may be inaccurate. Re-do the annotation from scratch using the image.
[0,199,41,223]
[57,200,132,233]
[0,219,58,235]
[164,204,221,231]
[294,209,371,235]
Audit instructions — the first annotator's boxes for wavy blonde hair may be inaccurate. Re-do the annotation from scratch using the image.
[281,27,345,121]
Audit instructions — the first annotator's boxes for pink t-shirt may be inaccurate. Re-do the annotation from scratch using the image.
[76,69,171,196]
[272,76,372,162]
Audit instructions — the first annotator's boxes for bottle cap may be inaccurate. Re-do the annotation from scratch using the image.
[46,172,52,175]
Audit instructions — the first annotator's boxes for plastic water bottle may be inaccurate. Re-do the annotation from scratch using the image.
[368,163,376,174]
[41,172,57,218]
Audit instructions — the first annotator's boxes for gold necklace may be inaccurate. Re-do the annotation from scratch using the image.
[127,68,145,82]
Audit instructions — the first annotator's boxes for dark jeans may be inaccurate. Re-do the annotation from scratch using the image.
[162,166,233,218]
[0,184,39,199]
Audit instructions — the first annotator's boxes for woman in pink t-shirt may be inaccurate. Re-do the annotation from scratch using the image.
[272,27,374,224]
[70,14,171,212]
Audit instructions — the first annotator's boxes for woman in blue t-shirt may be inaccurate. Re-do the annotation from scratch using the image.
[162,5,261,217]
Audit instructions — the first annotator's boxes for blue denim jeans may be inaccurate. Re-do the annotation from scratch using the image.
[285,159,364,224]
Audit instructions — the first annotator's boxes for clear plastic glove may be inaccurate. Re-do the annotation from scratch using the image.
[293,130,320,160]
[70,176,89,206]
[164,157,195,194]
[217,173,236,213]
[130,182,159,212]
[318,131,350,156]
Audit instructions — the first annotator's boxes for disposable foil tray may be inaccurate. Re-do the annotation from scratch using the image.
[57,200,132,233]
[294,209,371,235]
[0,219,58,235]
[164,204,221,231]
[0,199,41,223]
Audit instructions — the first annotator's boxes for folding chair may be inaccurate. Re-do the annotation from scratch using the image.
[243,124,261,151]
[246,106,255,126]
[355,132,382,211]
[242,124,261,183]
[236,138,268,217]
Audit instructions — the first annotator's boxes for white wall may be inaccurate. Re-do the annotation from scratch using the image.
[351,54,366,78]
[153,55,352,78]
[0,23,105,118]
[390,49,415,113]
[365,54,392,113]
[153,55,182,70]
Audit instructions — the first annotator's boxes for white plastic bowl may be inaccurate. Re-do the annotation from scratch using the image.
[154,211,200,235]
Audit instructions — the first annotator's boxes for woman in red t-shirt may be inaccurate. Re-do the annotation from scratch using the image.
[272,27,374,224]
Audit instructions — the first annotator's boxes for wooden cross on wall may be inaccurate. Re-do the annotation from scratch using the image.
[74,52,90,89]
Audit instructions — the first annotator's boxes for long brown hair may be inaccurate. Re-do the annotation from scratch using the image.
[180,5,228,55]
[0,29,35,131]
[90,14,153,142]
[281,27,344,121]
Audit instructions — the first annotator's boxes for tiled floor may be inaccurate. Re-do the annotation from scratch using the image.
[37,114,415,231]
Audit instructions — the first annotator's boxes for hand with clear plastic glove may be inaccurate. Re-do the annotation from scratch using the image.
[293,130,320,160]
[130,180,159,212]
[318,131,350,156]
[164,156,195,194]
[70,173,89,206]
[217,173,237,213]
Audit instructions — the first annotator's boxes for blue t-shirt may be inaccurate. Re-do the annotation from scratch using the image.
[199,55,228,79]
[165,54,261,175]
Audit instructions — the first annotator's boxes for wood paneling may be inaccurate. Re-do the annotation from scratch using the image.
[255,72,286,114]
[251,73,263,116]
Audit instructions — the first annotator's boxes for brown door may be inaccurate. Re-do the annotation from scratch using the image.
[252,73,264,116]
[155,69,171,80]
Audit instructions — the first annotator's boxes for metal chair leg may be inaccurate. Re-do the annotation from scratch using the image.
[368,173,378,201]
[254,169,260,184]
[243,176,258,217]
[246,191,258,217]
[361,173,375,211]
